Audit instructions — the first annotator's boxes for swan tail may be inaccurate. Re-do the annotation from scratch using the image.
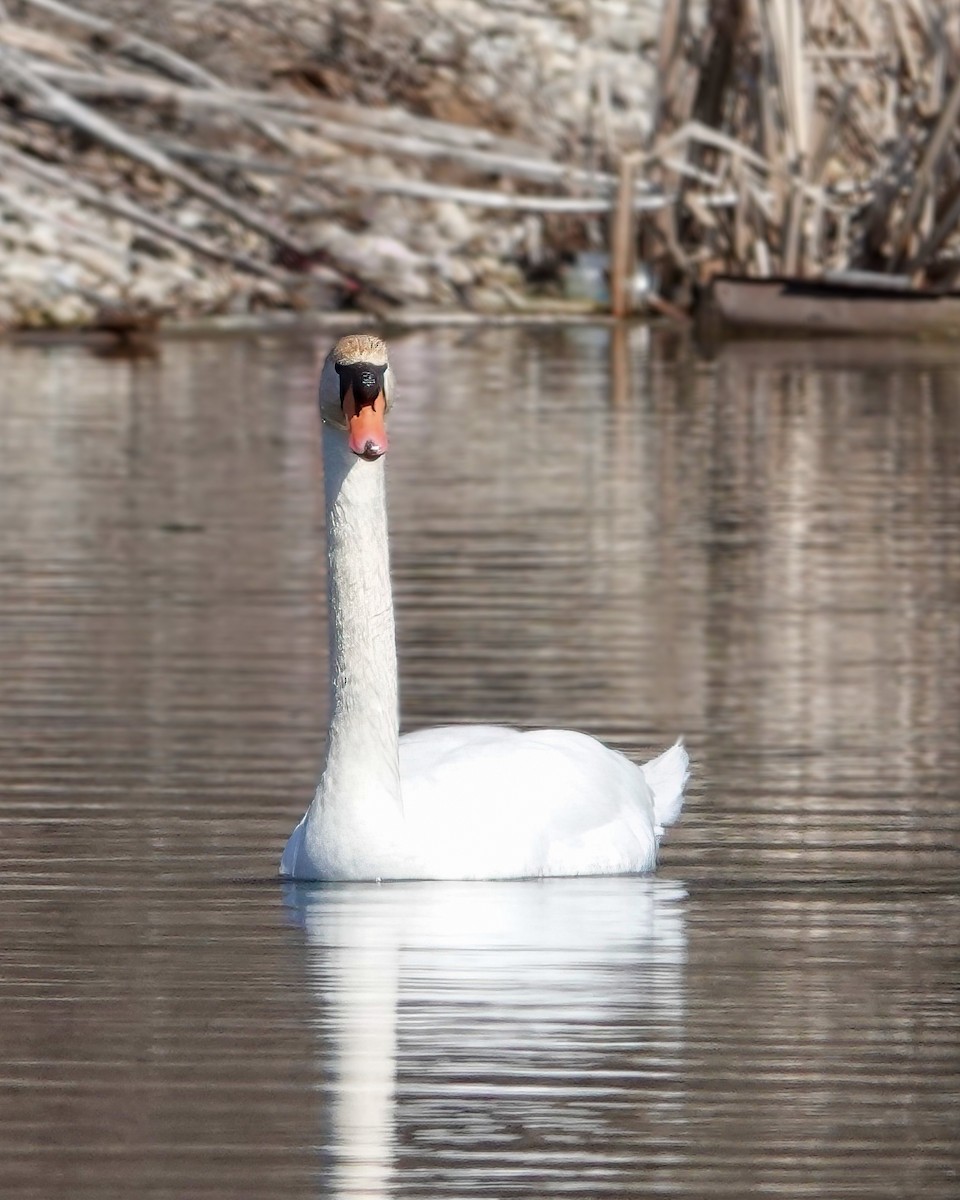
[641,738,689,838]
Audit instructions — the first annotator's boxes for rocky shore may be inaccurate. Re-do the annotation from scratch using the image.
[0,0,663,330]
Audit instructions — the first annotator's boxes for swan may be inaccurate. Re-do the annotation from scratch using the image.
[280,333,688,881]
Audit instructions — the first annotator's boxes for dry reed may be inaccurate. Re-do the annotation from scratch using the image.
[643,0,960,293]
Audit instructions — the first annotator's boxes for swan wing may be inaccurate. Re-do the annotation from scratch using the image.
[398,725,661,878]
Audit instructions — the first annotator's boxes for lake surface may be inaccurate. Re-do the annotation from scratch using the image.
[0,324,957,1198]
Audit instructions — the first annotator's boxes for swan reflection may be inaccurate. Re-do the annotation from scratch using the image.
[284,877,687,1198]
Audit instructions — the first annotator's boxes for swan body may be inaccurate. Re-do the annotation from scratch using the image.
[280,334,688,882]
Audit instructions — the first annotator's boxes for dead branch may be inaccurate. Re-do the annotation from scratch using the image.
[152,138,671,214]
[0,46,320,259]
[26,61,626,191]
[891,69,960,269]
[17,0,289,149]
[0,138,290,279]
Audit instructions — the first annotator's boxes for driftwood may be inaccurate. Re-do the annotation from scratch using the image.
[27,62,627,192]
[275,85,547,160]
[2,1,675,322]
[17,0,289,149]
[0,140,290,279]
[7,0,957,324]
[1,0,701,324]
[0,47,316,254]
[291,177,669,214]
[710,274,960,336]
[28,63,321,118]
[19,0,230,88]
[32,55,550,159]
[144,137,672,215]
[0,20,90,64]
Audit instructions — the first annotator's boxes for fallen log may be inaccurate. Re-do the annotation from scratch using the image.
[285,174,671,214]
[708,274,960,337]
[28,62,314,118]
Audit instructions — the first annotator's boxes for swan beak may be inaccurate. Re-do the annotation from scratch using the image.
[344,389,388,460]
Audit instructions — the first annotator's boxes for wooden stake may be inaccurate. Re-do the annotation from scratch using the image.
[610,154,637,317]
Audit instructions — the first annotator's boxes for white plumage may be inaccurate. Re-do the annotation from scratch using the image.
[280,335,688,882]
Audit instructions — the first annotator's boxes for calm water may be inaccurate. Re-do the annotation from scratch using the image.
[0,325,957,1198]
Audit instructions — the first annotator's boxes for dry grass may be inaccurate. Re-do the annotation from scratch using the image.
[643,0,960,292]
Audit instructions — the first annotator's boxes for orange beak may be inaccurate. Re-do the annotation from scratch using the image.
[344,389,388,460]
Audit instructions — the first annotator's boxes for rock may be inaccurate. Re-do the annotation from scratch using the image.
[435,255,475,288]
[431,201,478,250]
[25,222,60,256]
[69,245,131,286]
[466,284,515,313]
[43,293,98,327]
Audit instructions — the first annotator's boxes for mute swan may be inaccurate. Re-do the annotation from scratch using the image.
[280,334,688,881]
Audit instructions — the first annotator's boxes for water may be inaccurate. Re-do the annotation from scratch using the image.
[0,325,957,1198]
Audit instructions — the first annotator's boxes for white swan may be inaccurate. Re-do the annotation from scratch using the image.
[280,334,688,881]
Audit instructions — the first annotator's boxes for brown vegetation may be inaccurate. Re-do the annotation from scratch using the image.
[643,0,960,297]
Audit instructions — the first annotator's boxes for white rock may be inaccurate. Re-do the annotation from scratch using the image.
[44,293,96,326]
[436,255,475,287]
[432,201,479,248]
[69,245,131,286]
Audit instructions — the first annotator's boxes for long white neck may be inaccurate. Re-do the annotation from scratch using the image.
[305,425,402,874]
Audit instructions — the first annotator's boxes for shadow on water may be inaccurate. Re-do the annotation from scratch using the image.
[282,877,687,1198]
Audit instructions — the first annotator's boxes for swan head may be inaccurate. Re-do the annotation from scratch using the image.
[319,334,394,461]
